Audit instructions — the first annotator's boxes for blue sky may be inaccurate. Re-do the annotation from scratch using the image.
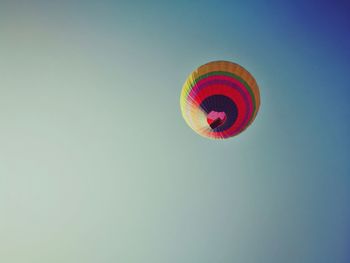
[0,1,349,262]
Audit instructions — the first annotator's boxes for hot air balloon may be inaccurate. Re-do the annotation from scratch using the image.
[180,61,260,139]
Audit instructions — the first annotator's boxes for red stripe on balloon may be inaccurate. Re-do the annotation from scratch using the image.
[193,85,252,137]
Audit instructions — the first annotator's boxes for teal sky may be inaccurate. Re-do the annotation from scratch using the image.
[0,1,349,262]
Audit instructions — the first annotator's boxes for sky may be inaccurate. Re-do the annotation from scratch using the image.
[0,1,349,262]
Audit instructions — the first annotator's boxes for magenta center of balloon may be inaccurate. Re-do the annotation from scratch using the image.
[207,111,227,129]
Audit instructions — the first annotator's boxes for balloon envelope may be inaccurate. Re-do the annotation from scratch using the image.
[180,61,260,139]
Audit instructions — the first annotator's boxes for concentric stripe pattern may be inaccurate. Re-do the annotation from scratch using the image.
[180,61,260,139]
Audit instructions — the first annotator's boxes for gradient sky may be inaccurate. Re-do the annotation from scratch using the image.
[0,1,349,262]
